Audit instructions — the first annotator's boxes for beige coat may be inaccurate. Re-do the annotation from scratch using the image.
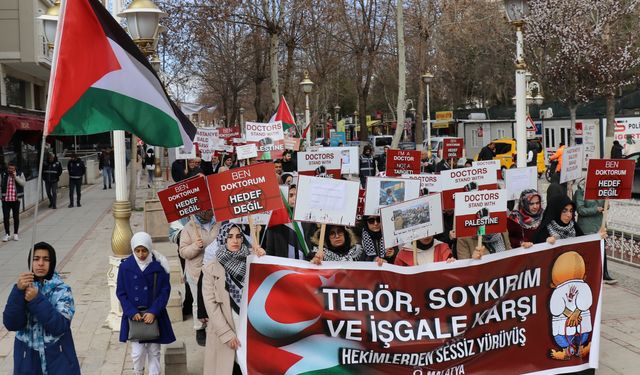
[457,232,511,259]
[178,220,219,281]
[202,261,236,375]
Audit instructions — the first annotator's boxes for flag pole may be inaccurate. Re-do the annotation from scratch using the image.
[29,0,68,270]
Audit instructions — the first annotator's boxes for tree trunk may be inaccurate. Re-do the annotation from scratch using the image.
[269,31,280,111]
[604,92,616,158]
[358,93,368,141]
[415,34,426,149]
[569,103,577,147]
[282,41,295,100]
[391,0,406,149]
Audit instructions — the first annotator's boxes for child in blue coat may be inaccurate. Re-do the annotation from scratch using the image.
[3,241,81,375]
[117,232,175,375]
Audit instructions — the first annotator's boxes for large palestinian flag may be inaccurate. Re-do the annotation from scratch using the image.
[270,96,298,136]
[45,0,196,148]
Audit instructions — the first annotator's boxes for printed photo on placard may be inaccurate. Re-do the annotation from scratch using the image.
[293,175,360,226]
[380,194,443,249]
[364,177,421,215]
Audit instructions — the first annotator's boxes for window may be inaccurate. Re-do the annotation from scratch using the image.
[34,85,44,111]
[375,137,392,146]
[496,129,506,139]
[494,142,512,155]
[5,76,26,108]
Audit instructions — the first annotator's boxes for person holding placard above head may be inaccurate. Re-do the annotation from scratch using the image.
[507,189,545,248]
[361,215,397,264]
[308,225,365,264]
[574,179,616,284]
[202,223,265,375]
[394,236,455,266]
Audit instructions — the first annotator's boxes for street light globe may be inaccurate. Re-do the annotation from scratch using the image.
[421,72,434,85]
[503,0,529,24]
[300,70,314,94]
[118,0,166,56]
[239,107,245,114]
[334,104,341,112]
[38,0,61,49]
[511,95,517,106]
[534,95,544,106]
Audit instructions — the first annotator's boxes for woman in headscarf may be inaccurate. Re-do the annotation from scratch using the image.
[361,215,397,264]
[533,195,584,245]
[308,225,365,264]
[3,242,81,375]
[507,189,545,248]
[202,223,264,375]
[117,232,175,375]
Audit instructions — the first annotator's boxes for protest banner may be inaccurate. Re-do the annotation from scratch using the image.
[439,166,499,210]
[206,163,283,222]
[294,175,360,226]
[158,176,211,222]
[236,144,258,160]
[401,173,442,192]
[473,159,502,179]
[442,138,464,159]
[380,194,443,249]
[238,235,603,375]
[505,166,538,200]
[560,145,584,184]
[356,188,366,220]
[584,159,635,200]
[386,150,421,177]
[297,149,343,178]
[194,127,219,161]
[454,189,508,238]
[322,146,359,174]
[364,177,421,215]
[245,121,285,160]
[284,137,301,151]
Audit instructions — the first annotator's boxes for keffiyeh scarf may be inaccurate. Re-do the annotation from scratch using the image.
[547,220,576,240]
[362,230,384,258]
[483,233,507,254]
[318,245,364,261]
[215,223,251,313]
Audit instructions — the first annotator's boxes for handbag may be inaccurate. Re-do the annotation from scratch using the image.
[128,273,160,341]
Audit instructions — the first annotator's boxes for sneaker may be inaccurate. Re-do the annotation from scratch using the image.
[77,202,82,207]
[12,234,19,241]
[604,276,618,285]
[103,186,107,190]
[2,234,9,242]
[68,203,74,208]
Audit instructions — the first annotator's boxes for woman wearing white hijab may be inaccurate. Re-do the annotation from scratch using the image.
[116,232,175,375]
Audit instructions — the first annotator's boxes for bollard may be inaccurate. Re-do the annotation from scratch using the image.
[164,340,188,375]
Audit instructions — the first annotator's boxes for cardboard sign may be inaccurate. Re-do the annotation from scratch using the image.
[380,194,444,249]
[560,145,584,184]
[439,166,499,210]
[363,177,421,215]
[386,150,421,177]
[455,189,508,238]
[174,145,196,160]
[297,149,343,178]
[283,137,301,151]
[245,121,285,160]
[584,159,636,200]
[194,127,220,162]
[442,138,464,159]
[293,175,360,226]
[401,173,442,192]
[236,144,258,160]
[323,146,359,174]
[505,167,538,200]
[158,176,211,222]
[207,163,283,221]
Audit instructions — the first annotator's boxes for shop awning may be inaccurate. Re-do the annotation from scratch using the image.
[0,112,44,146]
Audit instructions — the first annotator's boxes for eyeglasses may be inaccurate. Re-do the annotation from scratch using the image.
[367,217,381,224]
[329,230,345,238]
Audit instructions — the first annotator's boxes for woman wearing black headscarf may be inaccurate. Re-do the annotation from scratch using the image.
[533,195,584,245]
[361,216,397,264]
[308,225,365,264]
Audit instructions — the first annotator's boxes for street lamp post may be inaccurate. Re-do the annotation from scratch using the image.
[503,0,529,168]
[239,107,245,138]
[421,73,434,157]
[353,111,359,142]
[299,71,314,146]
[334,104,340,138]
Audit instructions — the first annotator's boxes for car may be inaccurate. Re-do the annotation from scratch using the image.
[476,138,546,176]
[623,152,640,196]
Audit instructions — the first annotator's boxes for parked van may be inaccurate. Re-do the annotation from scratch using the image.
[368,135,393,155]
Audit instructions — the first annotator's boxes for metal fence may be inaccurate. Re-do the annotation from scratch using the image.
[606,230,640,267]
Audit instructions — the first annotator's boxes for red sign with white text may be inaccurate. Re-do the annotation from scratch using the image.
[442,138,464,159]
[206,163,284,221]
[584,159,635,200]
[157,176,211,222]
[386,149,421,177]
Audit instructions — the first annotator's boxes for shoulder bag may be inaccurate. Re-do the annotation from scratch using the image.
[128,273,160,341]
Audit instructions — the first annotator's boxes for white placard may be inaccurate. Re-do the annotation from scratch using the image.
[363,177,421,215]
[560,145,584,184]
[401,173,442,192]
[472,159,501,171]
[174,145,196,160]
[297,149,343,175]
[505,167,538,200]
[380,194,444,249]
[439,165,498,191]
[454,189,508,238]
[236,144,258,160]
[294,175,360,226]
[323,146,360,174]
[194,127,220,162]
[245,121,285,160]
[230,211,272,226]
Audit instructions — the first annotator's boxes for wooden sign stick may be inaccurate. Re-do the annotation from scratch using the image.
[317,223,327,260]
[412,240,418,266]
[600,199,610,232]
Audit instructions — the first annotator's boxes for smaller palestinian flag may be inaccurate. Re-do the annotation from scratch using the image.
[269,96,298,136]
[44,0,196,148]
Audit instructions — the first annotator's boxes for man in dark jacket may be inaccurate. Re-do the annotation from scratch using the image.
[376,146,389,173]
[478,142,496,161]
[281,150,297,172]
[67,154,85,207]
[99,148,114,189]
[43,153,62,209]
[611,140,624,159]
[359,145,377,188]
